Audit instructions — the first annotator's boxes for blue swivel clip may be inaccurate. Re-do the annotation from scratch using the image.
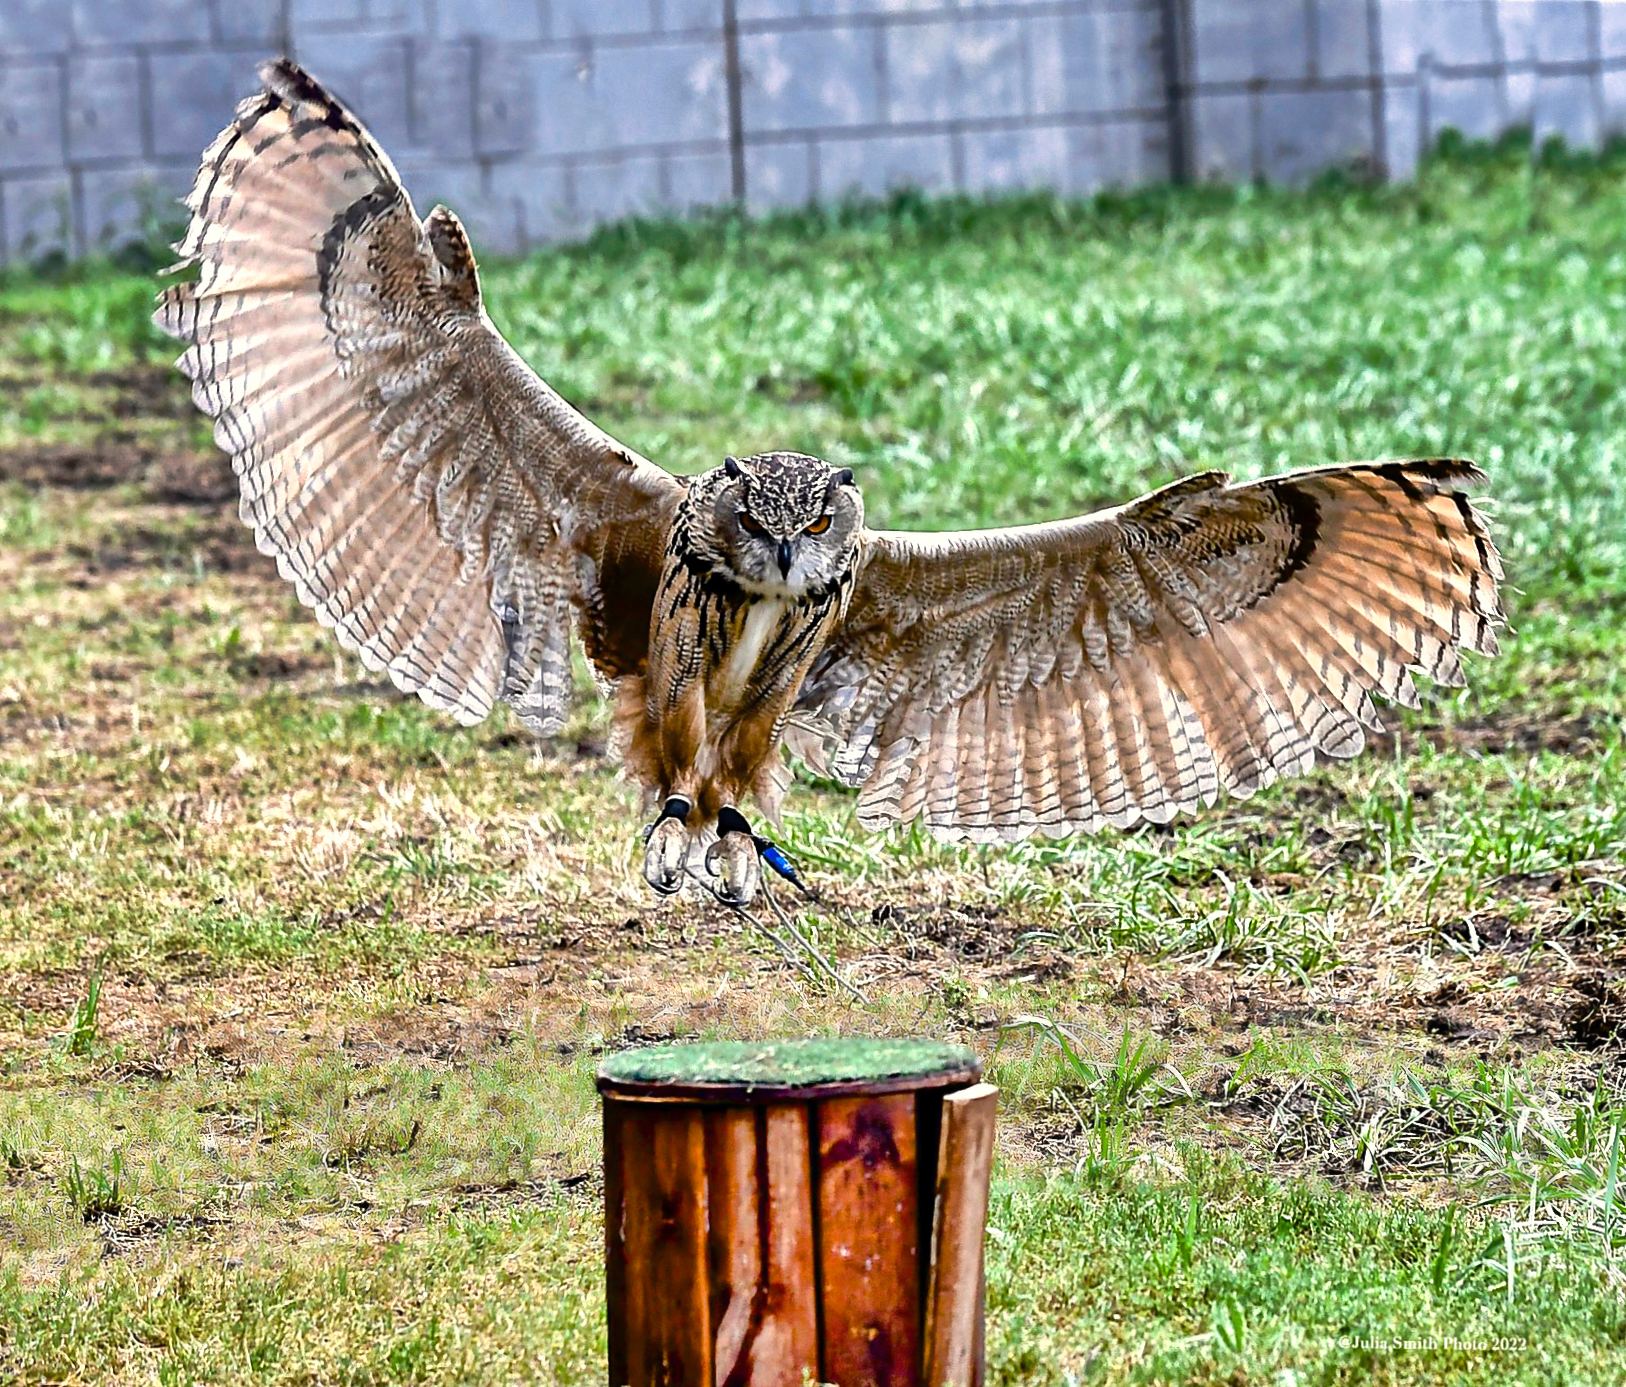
[754,835,815,900]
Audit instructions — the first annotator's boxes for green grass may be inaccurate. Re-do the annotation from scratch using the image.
[2,133,1624,1383]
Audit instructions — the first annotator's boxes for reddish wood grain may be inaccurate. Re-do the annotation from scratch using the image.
[921,1083,998,1387]
[971,1259,986,1387]
[815,1092,921,1387]
[614,1103,713,1386]
[605,1100,629,1387]
[705,1105,820,1386]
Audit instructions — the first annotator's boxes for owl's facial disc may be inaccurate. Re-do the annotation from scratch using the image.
[712,452,862,595]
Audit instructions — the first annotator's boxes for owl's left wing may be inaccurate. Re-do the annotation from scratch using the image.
[156,60,682,734]
[792,460,1503,842]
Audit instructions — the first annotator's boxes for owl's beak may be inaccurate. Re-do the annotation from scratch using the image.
[776,538,794,577]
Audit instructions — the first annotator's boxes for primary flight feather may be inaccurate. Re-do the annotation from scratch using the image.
[157,60,1504,906]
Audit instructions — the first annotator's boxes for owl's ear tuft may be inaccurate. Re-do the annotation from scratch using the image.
[833,468,854,487]
[723,456,743,479]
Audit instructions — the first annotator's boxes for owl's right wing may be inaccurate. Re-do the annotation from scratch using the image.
[794,460,1503,841]
[156,59,682,732]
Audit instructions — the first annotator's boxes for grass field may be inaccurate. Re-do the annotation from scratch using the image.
[2,134,1625,1384]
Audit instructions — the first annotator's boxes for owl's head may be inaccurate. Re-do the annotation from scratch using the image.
[704,451,864,596]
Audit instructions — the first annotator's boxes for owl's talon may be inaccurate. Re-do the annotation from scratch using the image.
[710,805,815,898]
[642,798,691,896]
[706,807,762,906]
[705,832,761,907]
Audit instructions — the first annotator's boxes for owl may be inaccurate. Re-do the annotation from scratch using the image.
[157,61,1504,908]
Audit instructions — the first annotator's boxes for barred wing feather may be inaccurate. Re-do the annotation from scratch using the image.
[155,59,681,732]
[795,461,1504,843]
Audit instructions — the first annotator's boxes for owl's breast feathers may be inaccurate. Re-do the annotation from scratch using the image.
[655,516,856,716]
[614,518,859,817]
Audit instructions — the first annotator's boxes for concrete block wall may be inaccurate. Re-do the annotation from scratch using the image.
[1183,1,1626,188]
[2,2,1624,263]
[734,3,1170,214]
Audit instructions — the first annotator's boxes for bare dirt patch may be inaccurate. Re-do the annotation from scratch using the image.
[451,1165,601,1214]
[869,900,1076,983]
[146,450,238,504]
[1370,709,1617,760]
[0,437,229,503]
[0,443,152,490]
[1097,894,1621,1058]
[60,514,269,580]
[86,364,195,420]
[1567,975,1626,1049]
[93,1209,232,1259]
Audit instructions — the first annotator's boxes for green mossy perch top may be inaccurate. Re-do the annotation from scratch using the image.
[597,1037,981,1101]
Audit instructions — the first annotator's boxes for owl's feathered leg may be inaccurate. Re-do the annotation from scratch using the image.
[641,796,692,896]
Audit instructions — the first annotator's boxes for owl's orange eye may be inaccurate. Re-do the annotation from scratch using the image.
[738,512,768,537]
[805,515,832,536]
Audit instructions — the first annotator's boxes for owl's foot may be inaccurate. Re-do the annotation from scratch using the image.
[641,796,692,896]
[704,806,816,906]
[705,807,761,907]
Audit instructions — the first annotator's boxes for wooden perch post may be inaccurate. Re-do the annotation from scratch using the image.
[597,1038,998,1387]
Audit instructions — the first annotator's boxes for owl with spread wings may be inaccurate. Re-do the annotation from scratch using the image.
[157,61,1505,908]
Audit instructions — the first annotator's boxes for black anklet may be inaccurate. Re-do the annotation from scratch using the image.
[716,805,751,838]
[655,795,691,828]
